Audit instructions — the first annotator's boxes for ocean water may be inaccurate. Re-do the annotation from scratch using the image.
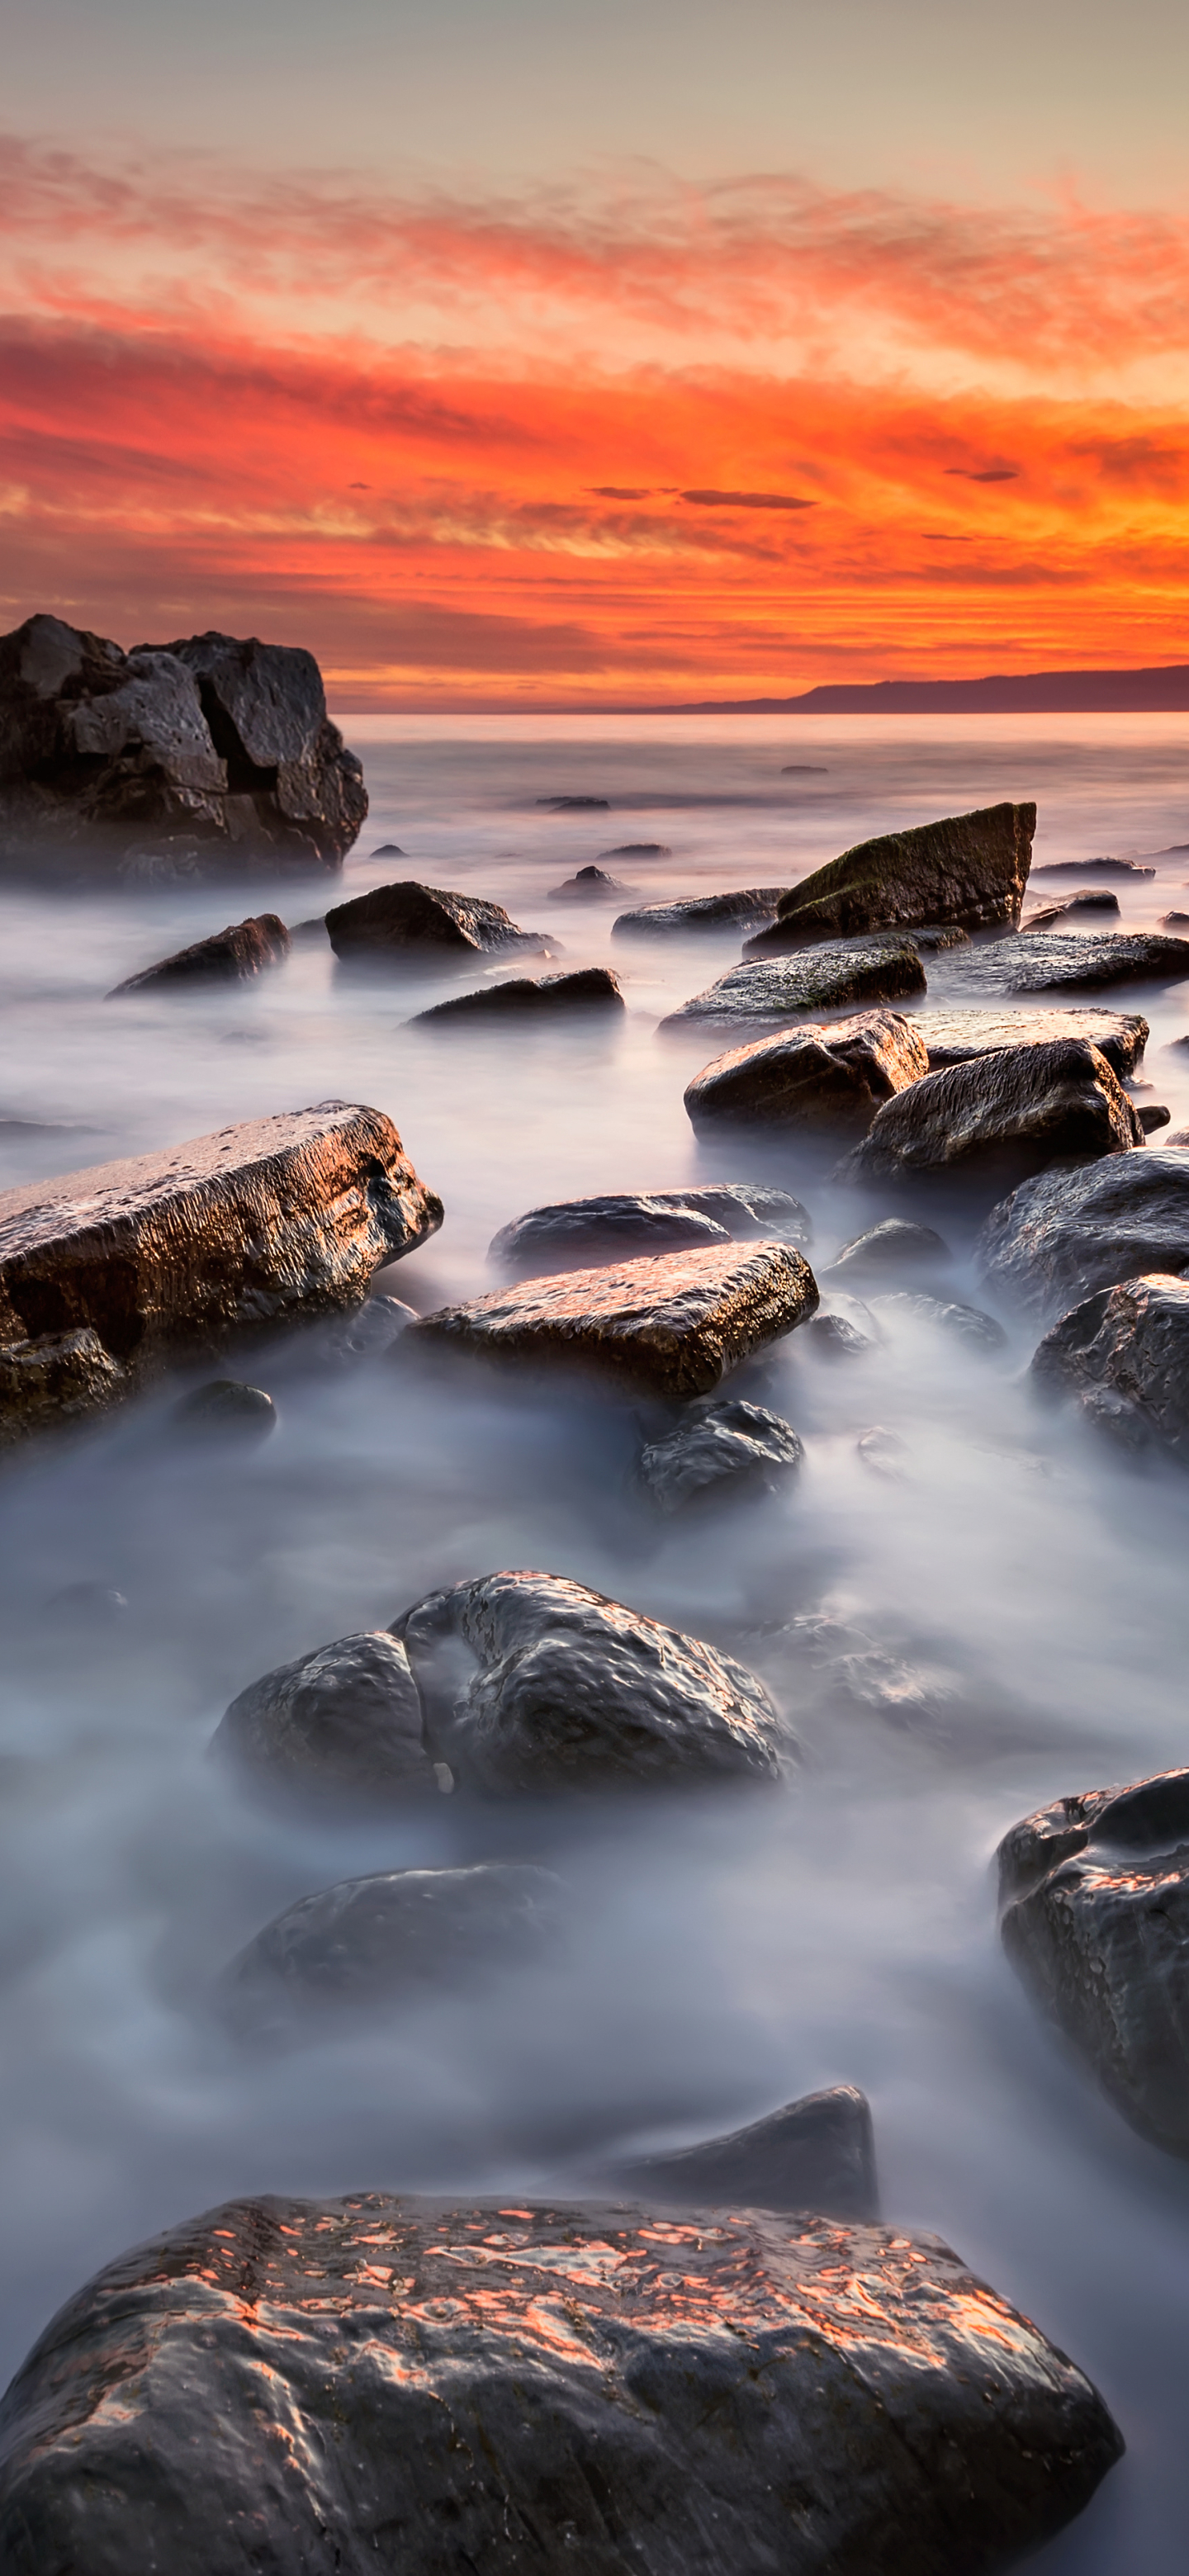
[2,713,1189,2567]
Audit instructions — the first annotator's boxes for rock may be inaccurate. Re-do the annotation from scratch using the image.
[662,935,926,1030]
[411,968,623,1024]
[637,1398,803,1513]
[743,802,1035,954]
[219,1863,558,2036]
[606,2083,877,2218]
[613,888,788,935]
[172,1377,277,1440]
[1032,856,1154,879]
[410,1239,819,1402]
[325,880,551,959]
[1162,911,1189,929]
[857,1424,909,1479]
[319,1294,418,1362]
[803,1305,879,1357]
[1023,891,1120,926]
[0,2189,1122,2576]
[908,923,972,953]
[912,1006,1149,1079]
[1030,1271,1189,1452]
[0,614,366,874]
[372,841,405,855]
[1139,1103,1172,1131]
[0,1102,442,1441]
[999,1766,1189,2152]
[684,1009,928,1132]
[549,864,632,900]
[1166,1126,1189,1147]
[107,912,291,997]
[537,794,609,808]
[394,1570,784,1791]
[604,839,671,855]
[211,1629,436,1802]
[870,1293,1008,1354]
[947,930,1189,994]
[976,1148,1189,1315]
[490,1185,812,1273]
[841,1039,1145,1189]
[824,1218,952,1285]
[781,760,829,771]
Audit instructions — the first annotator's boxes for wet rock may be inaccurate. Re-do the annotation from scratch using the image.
[549,864,632,900]
[870,1292,1008,1354]
[0,1102,443,1441]
[490,1184,812,1273]
[394,1569,784,1790]
[319,1293,417,1362]
[803,1305,879,1357]
[412,967,623,1023]
[637,1398,803,1513]
[908,923,972,953]
[1030,1271,1189,1453]
[325,879,552,959]
[1023,891,1120,927]
[824,1217,952,1285]
[606,2083,877,2218]
[662,935,926,1030]
[780,1611,964,1740]
[613,888,788,935]
[976,1147,1189,1316]
[604,839,671,855]
[999,1766,1189,2152]
[0,2188,1122,2576]
[211,1629,436,1802]
[0,614,365,875]
[219,1863,558,2036]
[744,801,1035,953]
[684,1008,927,1132]
[841,1039,1144,1189]
[410,1238,819,1402]
[1162,911,1189,930]
[912,1006,1148,1079]
[107,912,291,997]
[857,1424,909,1479]
[173,1377,277,1440]
[947,929,1189,994]
[1032,856,1153,880]
[1139,1103,1172,1131]
[538,793,609,808]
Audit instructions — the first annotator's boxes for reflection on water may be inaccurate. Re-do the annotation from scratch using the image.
[2,713,1189,2569]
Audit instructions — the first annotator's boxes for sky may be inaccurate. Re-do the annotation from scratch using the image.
[2,0,1188,707]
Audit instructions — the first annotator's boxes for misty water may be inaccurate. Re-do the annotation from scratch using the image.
[4,713,1189,2569]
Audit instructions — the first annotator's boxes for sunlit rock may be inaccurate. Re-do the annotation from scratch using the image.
[743,801,1035,953]
[946,929,1189,994]
[489,1183,812,1273]
[912,1004,1148,1078]
[840,1038,1144,1189]
[685,1008,927,1131]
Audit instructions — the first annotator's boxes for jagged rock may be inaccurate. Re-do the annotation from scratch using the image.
[490,1184,812,1273]
[743,802,1035,954]
[172,1378,277,1439]
[549,864,632,900]
[977,1148,1189,1316]
[394,1570,784,1791]
[211,1630,436,1802]
[1030,1271,1189,1452]
[605,2083,877,2218]
[1032,856,1153,880]
[325,879,552,959]
[412,968,623,1023]
[912,1006,1148,1079]
[662,935,926,1030]
[824,1218,951,1285]
[0,614,365,874]
[613,888,787,935]
[684,1009,927,1131]
[219,1863,558,2036]
[1023,891,1120,927]
[637,1398,803,1513]
[107,913,290,997]
[0,2189,1122,2576]
[0,1102,442,1441]
[410,1239,818,1401]
[841,1039,1144,1189]
[999,1766,1189,2152]
[870,1293,1008,1354]
[947,930,1189,994]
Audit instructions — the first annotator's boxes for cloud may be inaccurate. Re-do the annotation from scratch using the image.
[680,490,816,509]
[945,466,1021,482]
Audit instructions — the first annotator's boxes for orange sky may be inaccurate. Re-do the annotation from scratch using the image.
[2,135,1188,704]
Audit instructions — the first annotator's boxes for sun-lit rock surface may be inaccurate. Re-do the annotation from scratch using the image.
[841,1038,1144,1187]
[489,1183,812,1272]
[744,802,1035,952]
[911,1005,1148,1078]
[977,1147,1189,1315]
[685,1008,928,1130]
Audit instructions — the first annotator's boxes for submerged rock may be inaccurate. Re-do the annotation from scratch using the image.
[870,1292,1008,1354]
[211,1629,436,1802]
[219,1863,558,2035]
[802,1304,880,1357]
[549,864,632,901]
[841,1039,1144,1189]
[948,930,1189,994]
[490,1184,812,1273]
[1031,1271,1189,1452]
[662,935,926,1030]
[999,1767,1189,2153]
[1023,891,1120,928]
[606,2083,878,2218]
[172,1377,277,1440]
[107,912,291,996]
[395,1569,784,1790]
[825,1217,952,1285]
[685,1009,927,1131]
[0,1102,443,1442]
[1032,856,1154,880]
[977,1148,1189,1316]
[744,801,1035,953]
[0,2188,1122,2576]
[637,1397,803,1513]
[613,888,787,935]
[325,879,551,959]
[412,967,623,1023]
[912,1005,1148,1079]
[410,1239,819,1401]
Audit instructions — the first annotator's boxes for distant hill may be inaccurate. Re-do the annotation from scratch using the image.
[667,665,1189,714]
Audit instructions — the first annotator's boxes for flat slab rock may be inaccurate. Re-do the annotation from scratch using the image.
[910,1005,1149,1079]
[613,888,788,935]
[412,967,623,1022]
[999,1767,1189,2154]
[604,2083,877,2220]
[946,930,1189,995]
[107,912,291,995]
[326,880,551,958]
[218,1862,559,2038]
[637,1397,803,1513]
[662,937,926,1030]
[490,1184,812,1272]
[0,2189,1121,2576]
[842,1039,1144,1189]
[0,1102,443,1441]
[977,1148,1189,1315]
[410,1238,819,1401]
[1031,1271,1189,1453]
[394,1570,784,1790]
[744,802,1035,953]
[685,1009,928,1131]
[211,1629,436,1804]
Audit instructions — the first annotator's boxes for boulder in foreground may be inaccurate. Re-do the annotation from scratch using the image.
[606,2082,877,2218]
[744,801,1035,953]
[613,888,788,935]
[1000,1766,1189,2153]
[219,1862,558,2036]
[685,1008,928,1130]
[412,967,623,1022]
[911,1005,1148,1079]
[0,1102,442,1442]
[976,1147,1189,1315]
[0,2188,1122,2576]
[326,878,551,959]
[395,1569,784,1790]
[211,1629,436,1804]
[490,1182,812,1271]
[662,935,926,1030]
[637,1396,803,1512]
[841,1039,1144,1189]
[1031,1271,1189,1454]
[409,1238,819,1400]
[107,912,291,996]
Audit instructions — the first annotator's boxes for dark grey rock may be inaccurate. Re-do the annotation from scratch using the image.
[637,1398,803,1513]
[172,1378,277,1440]
[977,1148,1189,1316]
[946,930,1189,994]
[1138,1104,1172,1131]
[219,1863,558,2036]
[372,842,405,855]
[744,802,1035,953]
[537,794,609,808]
[662,935,926,1030]
[1031,1271,1189,1452]
[685,1009,928,1131]
[326,879,552,959]
[606,2083,877,2218]
[412,967,623,1023]
[825,1218,952,1286]
[841,1039,1144,1189]
[211,1630,436,1803]
[1161,911,1189,930]
[604,840,671,855]
[1023,891,1120,926]
[394,1569,785,1791]
[1032,856,1154,879]
[803,1305,880,1357]
[490,1184,812,1273]
[107,912,291,996]
[613,888,788,935]
[549,864,632,901]
[870,1293,1008,1354]
[912,1006,1148,1079]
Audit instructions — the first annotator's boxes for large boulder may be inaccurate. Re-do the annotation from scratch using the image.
[412,968,623,1022]
[613,888,788,935]
[0,2189,1122,2576]
[218,1863,558,2037]
[0,1102,442,1442]
[326,880,551,959]
[976,1148,1189,1316]
[107,912,291,996]
[606,2084,877,2219]
[490,1184,812,1272]
[743,802,1035,954]
[637,1397,803,1513]
[1030,1271,1189,1453]
[661,936,926,1030]
[409,1239,819,1401]
[947,930,1189,995]
[841,1039,1144,1189]
[999,1768,1189,2153]
[684,1009,928,1131]
[911,1006,1148,1079]
[0,614,365,874]
[394,1570,784,1790]
[211,1630,437,1804]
